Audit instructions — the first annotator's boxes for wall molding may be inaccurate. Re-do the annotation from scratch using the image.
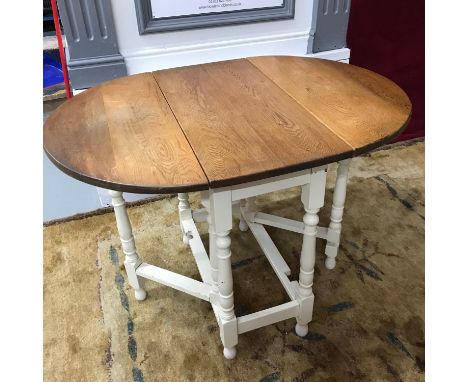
[134,0,295,34]
[57,0,127,89]
[122,27,350,75]
[123,31,311,73]
[310,0,351,53]
[123,30,308,58]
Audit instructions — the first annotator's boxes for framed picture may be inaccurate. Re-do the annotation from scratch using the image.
[134,0,295,34]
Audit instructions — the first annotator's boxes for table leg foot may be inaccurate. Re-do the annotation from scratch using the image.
[325,257,336,270]
[238,218,249,232]
[295,323,308,337]
[134,288,147,301]
[223,346,237,359]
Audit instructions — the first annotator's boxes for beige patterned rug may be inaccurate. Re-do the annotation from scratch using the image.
[44,140,424,382]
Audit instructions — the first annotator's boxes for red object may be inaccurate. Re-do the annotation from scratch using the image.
[50,0,72,99]
[347,0,424,142]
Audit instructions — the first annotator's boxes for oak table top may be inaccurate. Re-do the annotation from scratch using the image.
[43,56,412,193]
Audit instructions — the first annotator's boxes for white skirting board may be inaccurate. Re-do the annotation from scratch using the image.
[123,36,350,74]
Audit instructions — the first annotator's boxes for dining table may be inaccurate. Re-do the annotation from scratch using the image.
[43,56,411,359]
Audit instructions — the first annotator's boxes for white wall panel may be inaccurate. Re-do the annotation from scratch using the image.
[110,0,349,74]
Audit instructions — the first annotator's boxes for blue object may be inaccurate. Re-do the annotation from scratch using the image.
[43,53,64,88]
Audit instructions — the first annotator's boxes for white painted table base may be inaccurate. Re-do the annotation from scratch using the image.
[109,160,351,359]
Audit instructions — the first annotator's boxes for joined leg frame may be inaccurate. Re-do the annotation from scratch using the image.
[209,189,238,359]
[108,162,350,360]
[295,170,325,336]
[109,190,147,301]
[178,193,192,244]
[325,159,351,269]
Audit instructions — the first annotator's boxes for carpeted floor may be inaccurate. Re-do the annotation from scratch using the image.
[44,140,424,382]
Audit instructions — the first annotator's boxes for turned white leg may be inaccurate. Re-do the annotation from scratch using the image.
[201,192,218,293]
[295,170,326,337]
[238,199,249,232]
[246,197,257,212]
[177,193,192,244]
[210,189,238,359]
[325,159,351,270]
[239,196,256,231]
[109,190,147,301]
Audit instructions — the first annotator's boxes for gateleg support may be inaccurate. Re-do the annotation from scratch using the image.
[295,295,315,337]
[209,187,238,359]
[201,191,218,292]
[109,190,147,301]
[325,159,351,269]
[220,318,238,359]
[295,169,326,336]
[238,199,249,232]
[177,193,192,244]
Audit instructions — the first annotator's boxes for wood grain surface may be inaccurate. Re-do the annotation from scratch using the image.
[43,73,208,193]
[43,57,412,193]
[154,60,353,187]
[249,56,412,153]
